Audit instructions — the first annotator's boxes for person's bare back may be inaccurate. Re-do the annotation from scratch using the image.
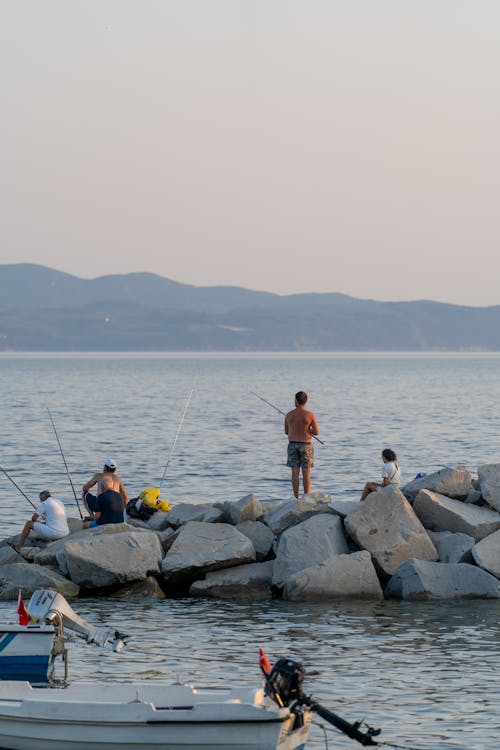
[284,406,319,443]
[96,472,123,494]
[82,460,129,506]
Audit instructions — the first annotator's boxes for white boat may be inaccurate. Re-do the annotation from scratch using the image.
[0,679,311,750]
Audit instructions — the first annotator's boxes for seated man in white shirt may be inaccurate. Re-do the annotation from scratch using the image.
[11,490,70,552]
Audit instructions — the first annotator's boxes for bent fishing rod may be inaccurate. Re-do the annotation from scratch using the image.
[250,391,325,445]
[0,465,37,510]
[159,383,196,490]
[47,408,84,519]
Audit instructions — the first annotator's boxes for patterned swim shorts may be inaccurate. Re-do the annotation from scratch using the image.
[287,441,314,468]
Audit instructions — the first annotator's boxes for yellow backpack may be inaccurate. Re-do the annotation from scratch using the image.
[138,486,171,513]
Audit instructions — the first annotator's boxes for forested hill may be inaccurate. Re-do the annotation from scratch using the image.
[1,263,500,351]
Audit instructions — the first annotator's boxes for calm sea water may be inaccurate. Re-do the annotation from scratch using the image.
[1,353,499,749]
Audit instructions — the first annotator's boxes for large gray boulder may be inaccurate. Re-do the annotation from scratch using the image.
[413,489,500,541]
[216,494,264,525]
[235,521,274,561]
[160,522,255,585]
[265,497,331,535]
[471,530,500,579]
[58,529,162,589]
[386,559,500,599]
[402,467,473,502]
[165,503,224,528]
[272,514,349,587]
[283,552,383,601]
[427,531,475,563]
[34,523,149,567]
[477,464,500,511]
[0,563,79,600]
[190,561,273,601]
[344,486,437,576]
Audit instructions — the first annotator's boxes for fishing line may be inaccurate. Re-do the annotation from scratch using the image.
[0,464,37,510]
[250,391,325,445]
[47,407,84,519]
[159,378,197,490]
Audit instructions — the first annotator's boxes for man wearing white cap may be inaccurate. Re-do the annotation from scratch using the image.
[82,459,129,528]
[11,490,69,552]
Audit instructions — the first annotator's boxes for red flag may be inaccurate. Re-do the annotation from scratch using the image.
[259,647,272,675]
[17,591,30,626]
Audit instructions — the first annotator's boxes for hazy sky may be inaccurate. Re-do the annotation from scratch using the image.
[2,1,500,305]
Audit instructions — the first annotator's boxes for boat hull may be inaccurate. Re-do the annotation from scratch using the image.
[0,681,311,750]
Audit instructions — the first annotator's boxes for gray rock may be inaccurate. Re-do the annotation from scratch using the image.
[260,499,286,515]
[478,464,500,512]
[402,467,473,502]
[0,545,25,565]
[110,577,166,599]
[216,494,264,525]
[283,552,383,601]
[413,489,500,541]
[272,514,349,587]
[142,511,174,532]
[160,522,256,585]
[201,507,226,523]
[165,503,220,528]
[58,529,162,589]
[265,498,330,535]
[0,563,79,600]
[306,491,332,503]
[124,517,151,530]
[464,489,482,505]
[327,499,361,518]
[34,523,149,567]
[386,559,500,599]
[67,517,84,534]
[344,486,437,576]
[235,521,274,561]
[427,531,475,563]
[190,561,274,601]
[471,529,500,579]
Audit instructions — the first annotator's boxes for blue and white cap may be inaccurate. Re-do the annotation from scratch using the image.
[104,458,117,469]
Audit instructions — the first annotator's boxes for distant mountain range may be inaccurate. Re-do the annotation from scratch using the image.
[1,263,500,351]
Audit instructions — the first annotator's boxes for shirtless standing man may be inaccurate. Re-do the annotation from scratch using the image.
[284,391,319,499]
[82,459,129,527]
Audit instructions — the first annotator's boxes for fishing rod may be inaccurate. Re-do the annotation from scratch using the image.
[159,383,196,490]
[0,465,37,510]
[250,391,325,445]
[47,408,84,519]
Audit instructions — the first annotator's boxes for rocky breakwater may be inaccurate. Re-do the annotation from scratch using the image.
[2,465,500,603]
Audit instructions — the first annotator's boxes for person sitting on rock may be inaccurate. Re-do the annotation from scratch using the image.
[11,490,69,552]
[360,448,401,501]
[82,458,129,528]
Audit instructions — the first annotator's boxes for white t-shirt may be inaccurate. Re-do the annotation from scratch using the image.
[35,497,69,536]
[382,461,401,486]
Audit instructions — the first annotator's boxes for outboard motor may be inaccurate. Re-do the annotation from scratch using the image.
[27,590,126,652]
[264,658,305,707]
[260,649,381,746]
